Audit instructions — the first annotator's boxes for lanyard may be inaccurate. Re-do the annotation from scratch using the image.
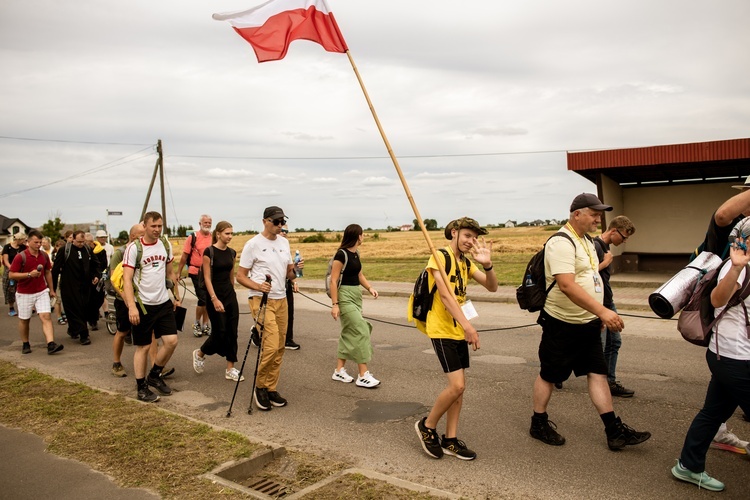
[565,223,597,272]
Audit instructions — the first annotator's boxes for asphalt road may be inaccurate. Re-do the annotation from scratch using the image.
[1,287,748,499]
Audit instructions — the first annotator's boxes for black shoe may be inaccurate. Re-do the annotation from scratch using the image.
[254,388,271,411]
[161,367,175,379]
[609,381,635,398]
[415,417,443,459]
[147,374,173,395]
[67,330,79,340]
[137,386,160,403]
[124,333,133,345]
[47,342,64,355]
[606,417,651,451]
[554,382,563,389]
[284,340,300,350]
[22,342,31,354]
[268,391,287,407]
[80,337,91,345]
[441,435,477,460]
[530,416,566,446]
[250,328,261,348]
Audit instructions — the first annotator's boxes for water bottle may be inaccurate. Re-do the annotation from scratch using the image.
[294,250,303,278]
[524,274,533,287]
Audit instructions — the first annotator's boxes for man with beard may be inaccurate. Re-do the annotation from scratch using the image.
[177,214,213,337]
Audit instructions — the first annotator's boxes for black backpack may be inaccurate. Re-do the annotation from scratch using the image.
[411,248,451,322]
[516,232,575,312]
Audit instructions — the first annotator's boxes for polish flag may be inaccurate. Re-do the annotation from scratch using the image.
[213,0,348,62]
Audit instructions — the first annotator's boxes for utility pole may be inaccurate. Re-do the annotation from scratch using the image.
[140,139,167,230]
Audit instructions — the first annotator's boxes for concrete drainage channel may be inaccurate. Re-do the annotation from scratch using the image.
[202,445,461,499]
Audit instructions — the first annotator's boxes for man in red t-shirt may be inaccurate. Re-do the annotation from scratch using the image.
[177,214,213,337]
[9,229,63,355]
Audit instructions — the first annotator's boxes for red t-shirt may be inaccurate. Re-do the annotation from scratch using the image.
[10,249,51,294]
[182,231,212,275]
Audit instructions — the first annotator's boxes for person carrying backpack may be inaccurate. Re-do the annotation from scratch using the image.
[411,217,497,461]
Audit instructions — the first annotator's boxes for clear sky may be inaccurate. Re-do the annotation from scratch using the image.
[1,0,748,236]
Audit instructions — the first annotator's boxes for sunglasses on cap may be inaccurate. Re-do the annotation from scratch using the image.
[267,218,286,226]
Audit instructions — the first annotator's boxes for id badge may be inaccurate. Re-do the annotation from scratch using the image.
[461,300,479,321]
[593,275,602,293]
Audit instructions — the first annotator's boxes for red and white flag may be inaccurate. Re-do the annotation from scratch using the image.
[213,0,348,62]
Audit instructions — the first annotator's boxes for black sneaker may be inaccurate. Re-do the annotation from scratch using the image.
[22,342,31,354]
[441,435,477,460]
[530,416,566,446]
[80,337,91,345]
[137,386,160,403]
[250,328,261,348]
[161,367,175,379]
[254,387,271,411]
[606,417,651,451]
[284,340,300,350]
[609,381,635,398]
[268,391,287,407]
[47,342,64,355]
[147,374,173,395]
[415,417,443,459]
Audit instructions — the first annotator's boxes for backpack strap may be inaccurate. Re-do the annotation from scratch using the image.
[709,263,750,359]
[544,232,575,294]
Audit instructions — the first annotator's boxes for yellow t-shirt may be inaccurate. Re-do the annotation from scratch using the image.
[543,226,602,324]
[411,246,474,340]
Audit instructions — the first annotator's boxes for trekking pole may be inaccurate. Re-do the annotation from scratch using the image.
[247,275,272,415]
[226,275,271,418]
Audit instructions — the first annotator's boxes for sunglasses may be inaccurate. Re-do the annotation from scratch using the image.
[267,218,286,226]
[616,229,629,241]
[281,229,289,234]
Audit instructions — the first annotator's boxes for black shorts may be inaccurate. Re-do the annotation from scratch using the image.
[537,309,606,383]
[132,300,178,346]
[190,274,207,306]
[431,338,470,373]
[114,298,132,333]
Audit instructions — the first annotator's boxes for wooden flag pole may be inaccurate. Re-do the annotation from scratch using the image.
[344,51,459,308]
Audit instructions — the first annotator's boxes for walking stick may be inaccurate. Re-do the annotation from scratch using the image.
[226,275,271,418]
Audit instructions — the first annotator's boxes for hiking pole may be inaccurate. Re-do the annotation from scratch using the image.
[226,275,271,418]
[247,275,272,415]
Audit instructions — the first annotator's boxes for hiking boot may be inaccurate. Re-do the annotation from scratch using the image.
[254,387,271,411]
[356,371,380,388]
[225,368,245,382]
[192,321,202,337]
[332,367,354,383]
[147,374,173,395]
[192,349,205,374]
[202,324,211,336]
[80,337,91,345]
[609,381,635,398]
[284,340,300,350]
[671,460,724,491]
[415,417,443,459]
[47,342,64,355]
[441,435,477,460]
[530,416,565,446]
[111,362,127,377]
[250,328,260,347]
[710,423,748,454]
[268,391,287,407]
[137,386,160,403]
[606,417,651,450]
[22,342,31,354]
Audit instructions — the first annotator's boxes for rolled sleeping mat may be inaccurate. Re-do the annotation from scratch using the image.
[648,251,723,319]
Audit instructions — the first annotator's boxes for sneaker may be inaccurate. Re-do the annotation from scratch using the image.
[111,363,127,377]
[225,367,245,382]
[202,324,211,336]
[356,371,380,388]
[47,342,64,355]
[192,321,202,338]
[332,367,354,383]
[671,460,725,492]
[441,435,477,460]
[710,423,748,454]
[192,349,205,374]
[147,374,173,395]
[268,391,287,407]
[284,340,300,350]
[67,330,79,340]
[530,416,566,446]
[554,382,563,390]
[606,417,651,451]
[124,333,133,345]
[57,317,67,325]
[21,342,31,354]
[415,417,443,459]
[609,381,635,398]
[137,386,160,403]
[254,387,271,411]
[9,309,17,317]
[80,337,91,345]
[161,367,175,379]
[250,328,260,347]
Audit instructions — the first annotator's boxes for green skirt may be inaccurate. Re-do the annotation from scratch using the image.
[337,285,373,364]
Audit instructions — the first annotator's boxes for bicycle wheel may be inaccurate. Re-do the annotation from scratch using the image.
[106,312,117,335]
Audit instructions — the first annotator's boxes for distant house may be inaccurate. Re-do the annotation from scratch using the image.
[531,219,546,226]
[548,219,560,226]
[0,215,34,247]
[400,224,413,231]
[504,220,516,228]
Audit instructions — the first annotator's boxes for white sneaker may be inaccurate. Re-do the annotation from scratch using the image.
[710,423,749,454]
[225,367,244,382]
[202,324,211,336]
[192,349,205,374]
[355,371,380,388]
[332,367,354,383]
[192,322,202,337]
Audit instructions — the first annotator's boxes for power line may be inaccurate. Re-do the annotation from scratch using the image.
[0,135,153,146]
[166,149,582,161]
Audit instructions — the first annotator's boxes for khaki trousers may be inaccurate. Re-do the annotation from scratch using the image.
[250,296,287,391]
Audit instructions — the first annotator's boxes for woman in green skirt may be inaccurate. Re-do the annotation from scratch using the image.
[329,224,380,388]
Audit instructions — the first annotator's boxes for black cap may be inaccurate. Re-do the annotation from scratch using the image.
[570,193,613,212]
[263,206,286,219]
